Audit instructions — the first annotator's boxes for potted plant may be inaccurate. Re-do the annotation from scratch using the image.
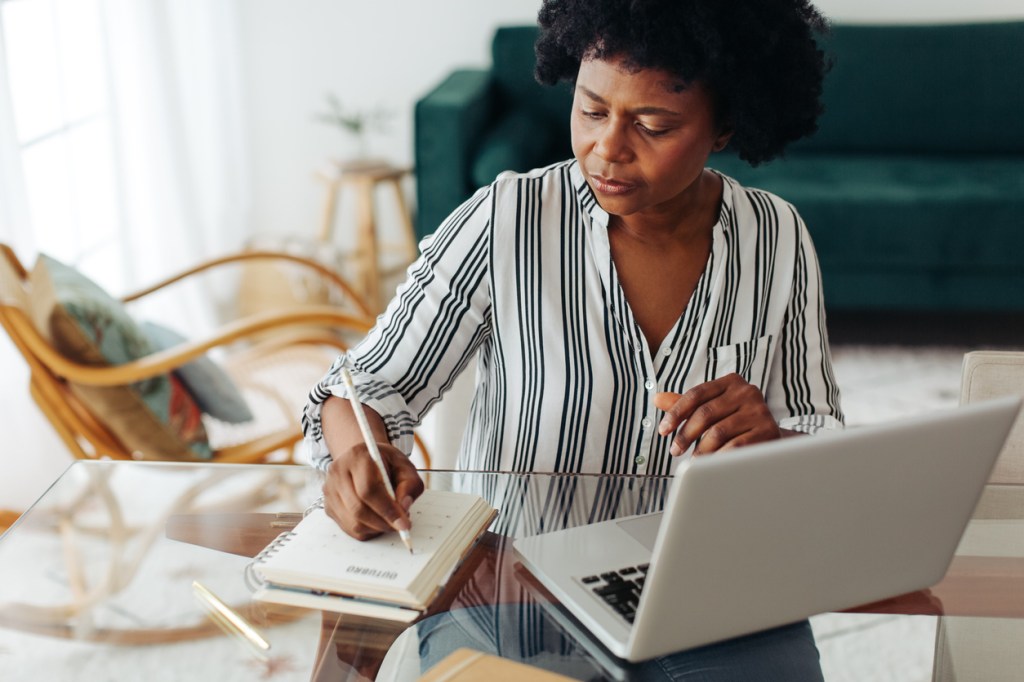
[315,93,393,169]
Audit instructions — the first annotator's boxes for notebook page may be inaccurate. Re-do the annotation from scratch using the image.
[255,489,487,604]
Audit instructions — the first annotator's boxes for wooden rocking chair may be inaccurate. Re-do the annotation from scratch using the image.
[0,243,429,467]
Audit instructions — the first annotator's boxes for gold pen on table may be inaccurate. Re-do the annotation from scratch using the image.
[192,580,270,658]
[339,365,415,554]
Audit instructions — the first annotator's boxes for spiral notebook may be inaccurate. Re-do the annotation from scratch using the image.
[250,489,497,621]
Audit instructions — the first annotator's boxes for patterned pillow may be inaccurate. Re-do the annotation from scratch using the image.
[140,321,254,424]
[28,255,212,459]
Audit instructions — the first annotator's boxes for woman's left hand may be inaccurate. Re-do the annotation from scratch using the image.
[654,373,781,456]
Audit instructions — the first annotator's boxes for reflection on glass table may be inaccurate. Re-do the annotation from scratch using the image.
[1,461,1023,681]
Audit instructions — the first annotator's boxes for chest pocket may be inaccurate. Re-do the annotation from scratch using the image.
[707,334,774,390]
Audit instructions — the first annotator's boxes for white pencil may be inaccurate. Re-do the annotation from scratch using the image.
[339,365,414,554]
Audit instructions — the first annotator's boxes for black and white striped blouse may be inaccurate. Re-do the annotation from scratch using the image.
[303,160,844,475]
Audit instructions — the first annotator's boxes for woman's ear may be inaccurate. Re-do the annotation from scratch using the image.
[712,127,734,152]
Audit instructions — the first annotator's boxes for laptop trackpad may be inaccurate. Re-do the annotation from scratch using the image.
[616,513,663,552]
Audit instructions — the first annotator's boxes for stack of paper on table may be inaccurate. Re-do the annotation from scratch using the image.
[251,489,496,621]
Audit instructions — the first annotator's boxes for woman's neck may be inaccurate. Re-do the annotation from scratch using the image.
[611,170,723,247]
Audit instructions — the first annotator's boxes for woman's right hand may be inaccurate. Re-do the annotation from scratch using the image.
[320,396,425,540]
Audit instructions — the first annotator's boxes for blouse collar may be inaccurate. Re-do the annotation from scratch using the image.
[569,160,610,229]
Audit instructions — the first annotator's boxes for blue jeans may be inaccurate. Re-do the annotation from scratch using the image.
[416,604,824,681]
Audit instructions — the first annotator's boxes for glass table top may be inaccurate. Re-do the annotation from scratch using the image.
[0,460,1021,681]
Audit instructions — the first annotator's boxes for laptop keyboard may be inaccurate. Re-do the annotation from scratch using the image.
[579,564,649,624]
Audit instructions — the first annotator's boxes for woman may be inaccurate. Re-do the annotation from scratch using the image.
[304,0,841,549]
[305,1,841,678]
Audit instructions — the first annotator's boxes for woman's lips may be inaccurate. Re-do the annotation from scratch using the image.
[590,174,637,195]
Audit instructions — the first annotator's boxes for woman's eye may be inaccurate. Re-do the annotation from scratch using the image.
[580,109,604,119]
[637,123,669,137]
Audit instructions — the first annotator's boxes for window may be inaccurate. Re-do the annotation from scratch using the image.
[0,0,123,290]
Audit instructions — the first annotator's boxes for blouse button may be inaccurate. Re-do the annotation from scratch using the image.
[663,347,672,356]
[641,417,652,429]
[644,379,655,391]
[635,455,647,465]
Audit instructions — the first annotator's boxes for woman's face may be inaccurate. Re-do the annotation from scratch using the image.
[571,55,732,222]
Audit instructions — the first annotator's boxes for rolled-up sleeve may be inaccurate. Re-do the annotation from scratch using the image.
[301,185,494,471]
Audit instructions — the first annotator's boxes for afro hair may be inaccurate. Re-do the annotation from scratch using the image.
[535,0,830,166]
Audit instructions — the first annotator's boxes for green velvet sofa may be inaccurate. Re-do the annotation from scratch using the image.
[414,23,1024,311]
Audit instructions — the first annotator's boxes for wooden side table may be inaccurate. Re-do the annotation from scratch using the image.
[318,160,418,312]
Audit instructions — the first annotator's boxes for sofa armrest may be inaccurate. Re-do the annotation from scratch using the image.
[470,107,555,188]
[414,68,495,241]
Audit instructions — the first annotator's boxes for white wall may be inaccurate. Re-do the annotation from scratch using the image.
[239,0,544,242]
[818,0,1024,23]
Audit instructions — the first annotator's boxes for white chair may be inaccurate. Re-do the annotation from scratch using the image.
[932,351,1024,681]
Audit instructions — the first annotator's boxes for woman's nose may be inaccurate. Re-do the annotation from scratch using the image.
[594,123,632,163]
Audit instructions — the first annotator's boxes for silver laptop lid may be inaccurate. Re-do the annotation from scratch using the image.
[628,396,1021,660]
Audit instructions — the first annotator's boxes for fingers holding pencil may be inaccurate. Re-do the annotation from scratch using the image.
[338,366,418,553]
[320,397,425,542]
[345,443,421,536]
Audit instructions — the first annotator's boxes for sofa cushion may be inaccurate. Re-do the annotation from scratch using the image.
[140,321,254,424]
[799,22,1024,154]
[29,255,213,459]
[711,154,1024,309]
[713,153,1024,266]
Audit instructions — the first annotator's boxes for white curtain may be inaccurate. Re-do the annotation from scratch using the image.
[0,0,250,329]
[0,0,252,509]
[101,0,250,327]
[0,25,32,259]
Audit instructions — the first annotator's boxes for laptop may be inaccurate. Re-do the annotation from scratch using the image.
[513,397,1022,663]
